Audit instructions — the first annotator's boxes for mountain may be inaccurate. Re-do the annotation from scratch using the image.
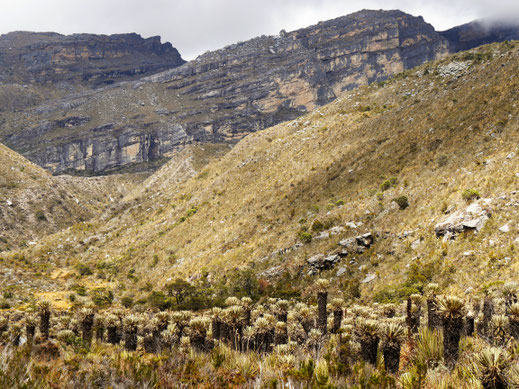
[0,143,142,251]
[0,31,185,86]
[0,10,451,174]
[10,40,519,306]
[3,11,519,176]
[441,19,519,52]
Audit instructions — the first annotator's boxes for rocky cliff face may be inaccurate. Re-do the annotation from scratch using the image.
[0,31,185,86]
[441,20,519,52]
[1,10,453,174]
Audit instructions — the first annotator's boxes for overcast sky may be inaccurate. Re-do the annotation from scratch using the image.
[1,0,519,60]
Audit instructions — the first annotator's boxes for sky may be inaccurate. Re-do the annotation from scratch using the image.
[1,0,519,60]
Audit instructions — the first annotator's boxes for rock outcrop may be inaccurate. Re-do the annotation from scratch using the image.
[0,31,185,86]
[0,10,451,174]
[434,200,492,239]
[2,10,518,174]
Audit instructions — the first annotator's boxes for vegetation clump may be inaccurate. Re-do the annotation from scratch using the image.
[462,188,481,202]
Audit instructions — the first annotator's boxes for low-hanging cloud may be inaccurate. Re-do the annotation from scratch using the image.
[1,0,518,59]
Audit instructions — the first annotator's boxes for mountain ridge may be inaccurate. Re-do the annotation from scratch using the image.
[1,9,451,174]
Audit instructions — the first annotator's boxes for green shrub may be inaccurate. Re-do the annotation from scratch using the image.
[380,177,397,191]
[91,288,113,307]
[76,263,93,276]
[121,295,134,308]
[462,189,480,202]
[71,284,87,296]
[186,207,198,217]
[311,219,324,232]
[437,154,449,167]
[148,291,170,310]
[35,209,46,221]
[298,231,312,244]
[380,180,391,191]
[393,196,409,210]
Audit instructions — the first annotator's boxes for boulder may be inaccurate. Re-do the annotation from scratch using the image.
[338,232,374,254]
[362,273,377,283]
[434,200,491,238]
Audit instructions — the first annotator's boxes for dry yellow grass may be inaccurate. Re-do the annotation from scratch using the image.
[5,41,519,304]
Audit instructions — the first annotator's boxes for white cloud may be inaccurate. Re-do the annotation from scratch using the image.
[0,0,518,59]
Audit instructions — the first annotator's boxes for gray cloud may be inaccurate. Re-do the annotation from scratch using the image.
[1,0,519,59]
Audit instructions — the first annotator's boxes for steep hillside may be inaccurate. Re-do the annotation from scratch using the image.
[8,40,519,308]
[0,143,142,251]
[0,10,450,174]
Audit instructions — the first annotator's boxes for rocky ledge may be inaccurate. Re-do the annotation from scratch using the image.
[2,10,518,174]
[0,31,185,86]
[1,10,450,174]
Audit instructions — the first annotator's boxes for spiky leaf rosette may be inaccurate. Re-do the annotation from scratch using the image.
[502,282,518,297]
[253,317,271,334]
[171,311,192,326]
[425,283,440,296]
[475,347,511,388]
[381,322,406,347]
[240,297,253,308]
[330,298,344,311]
[38,300,51,312]
[438,296,466,319]
[225,297,241,307]
[275,299,290,313]
[105,314,119,327]
[410,294,423,303]
[316,278,330,292]
[510,303,519,317]
[224,306,244,325]
[357,319,379,340]
[189,317,210,334]
[123,315,141,332]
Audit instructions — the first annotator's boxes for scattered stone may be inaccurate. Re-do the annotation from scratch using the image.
[306,254,341,273]
[411,239,421,250]
[6,199,12,206]
[362,273,377,283]
[328,226,345,235]
[438,61,471,78]
[507,152,516,159]
[307,254,325,266]
[260,266,285,279]
[463,251,475,257]
[338,232,374,254]
[336,267,347,277]
[499,224,510,233]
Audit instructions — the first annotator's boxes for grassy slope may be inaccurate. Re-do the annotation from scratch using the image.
[0,142,146,250]
[8,41,519,304]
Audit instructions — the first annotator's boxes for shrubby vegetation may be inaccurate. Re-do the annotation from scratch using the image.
[0,280,519,387]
